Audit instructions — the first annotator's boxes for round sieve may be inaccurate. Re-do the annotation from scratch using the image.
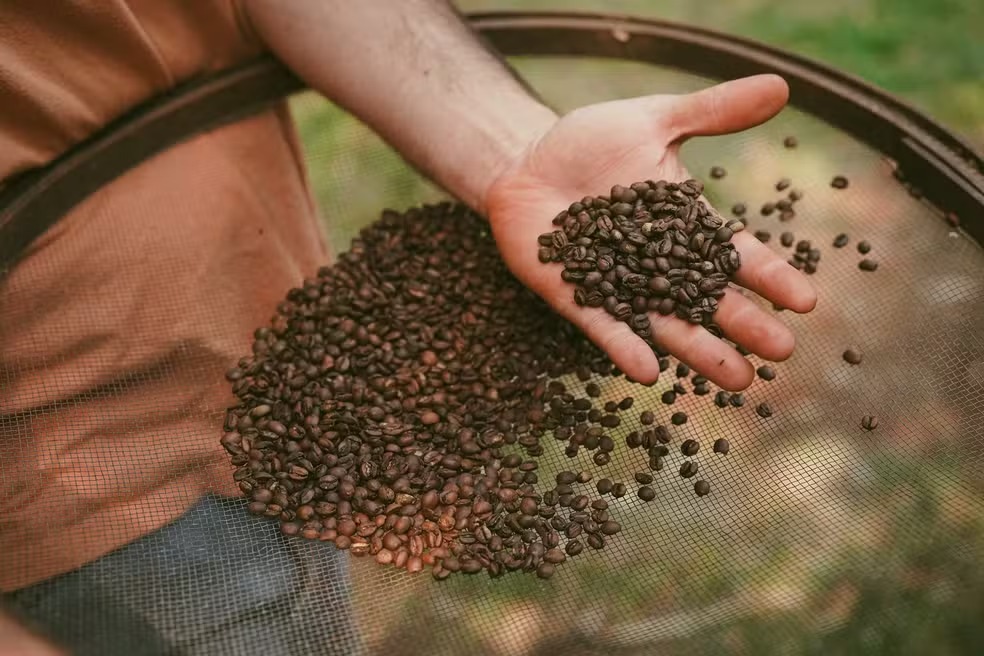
[2,12,983,656]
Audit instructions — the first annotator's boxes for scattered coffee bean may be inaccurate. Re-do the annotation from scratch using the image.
[780,232,794,248]
[712,438,730,455]
[661,390,676,405]
[731,203,747,216]
[788,189,804,202]
[710,166,727,179]
[757,366,776,381]
[671,412,688,426]
[639,410,655,425]
[783,136,798,148]
[611,483,627,498]
[680,439,699,456]
[729,393,745,408]
[833,233,849,248]
[776,178,791,191]
[679,462,698,479]
[634,472,654,485]
[861,415,879,431]
[755,230,772,243]
[694,480,711,497]
[597,478,613,495]
[638,486,656,502]
[761,202,776,216]
[714,391,731,408]
[756,403,773,418]
[831,175,849,189]
[843,348,863,365]
[859,258,878,271]
[857,240,871,254]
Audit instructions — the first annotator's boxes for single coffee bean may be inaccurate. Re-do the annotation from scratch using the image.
[639,410,655,425]
[842,348,863,365]
[730,393,745,408]
[566,539,583,556]
[714,391,731,408]
[776,178,791,191]
[679,461,698,478]
[676,363,690,378]
[857,240,871,254]
[556,471,577,485]
[680,439,699,456]
[611,483,627,498]
[831,175,849,189]
[596,478,613,495]
[731,203,747,216]
[754,230,771,243]
[593,451,611,466]
[634,472,654,485]
[671,412,688,426]
[661,390,676,405]
[861,415,879,431]
[586,534,605,550]
[757,366,776,381]
[694,480,711,497]
[788,189,804,202]
[783,136,798,148]
[710,166,727,179]
[780,232,794,248]
[637,486,656,502]
[756,403,773,418]
[761,202,775,216]
[859,258,878,272]
[585,382,601,398]
[833,233,849,248]
[713,438,730,455]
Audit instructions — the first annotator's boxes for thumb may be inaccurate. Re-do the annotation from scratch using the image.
[661,74,790,141]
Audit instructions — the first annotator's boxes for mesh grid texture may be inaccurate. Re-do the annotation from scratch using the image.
[2,57,983,656]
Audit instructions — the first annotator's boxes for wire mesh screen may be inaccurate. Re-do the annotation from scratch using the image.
[2,53,983,656]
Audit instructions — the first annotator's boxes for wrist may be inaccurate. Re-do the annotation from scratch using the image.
[469,99,557,216]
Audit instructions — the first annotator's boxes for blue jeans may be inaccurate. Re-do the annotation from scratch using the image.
[4,495,364,656]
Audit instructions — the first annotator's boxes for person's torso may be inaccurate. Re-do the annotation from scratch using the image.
[0,0,331,589]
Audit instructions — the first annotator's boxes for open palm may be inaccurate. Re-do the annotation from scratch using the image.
[485,75,817,391]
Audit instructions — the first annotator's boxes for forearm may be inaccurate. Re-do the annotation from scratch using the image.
[243,0,557,213]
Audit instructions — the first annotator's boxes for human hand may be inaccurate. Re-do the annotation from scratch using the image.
[484,74,817,391]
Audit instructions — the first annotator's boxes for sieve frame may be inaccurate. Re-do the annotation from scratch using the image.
[1,10,982,272]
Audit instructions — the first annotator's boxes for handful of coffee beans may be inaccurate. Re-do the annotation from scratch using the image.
[538,179,743,344]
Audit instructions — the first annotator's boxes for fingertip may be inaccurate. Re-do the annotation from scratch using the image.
[788,281,819,314]
[716,358,756,392]
[619,340,662,385]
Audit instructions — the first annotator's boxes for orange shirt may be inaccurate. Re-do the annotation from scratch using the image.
[0,1,329,589]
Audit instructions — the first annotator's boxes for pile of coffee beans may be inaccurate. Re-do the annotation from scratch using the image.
[223,200,739,583]
[537,179,742,343]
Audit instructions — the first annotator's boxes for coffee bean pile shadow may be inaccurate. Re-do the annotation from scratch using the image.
[537,179,742,343]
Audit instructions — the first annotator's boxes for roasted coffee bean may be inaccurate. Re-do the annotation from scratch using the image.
[831,175,849,189]
[731,203,747,216]
[556,471,577,485]
[788,189,803,202]
[600,414,621,428]
[600,520,621,536]
[634,472,654,485]
[754,230,772,243]
[710,166,727,179]
[593,451,611,466]
[833,233,849,248]
[661,390,676,405]
[639,410,655,425]
[780,232,794,248]
[586,534,605,550]
[843,348,863,365]
[861,415,879,431]
[857,240,871,254]
[713,438,730,455]
[729,393,745,408]
[671,412,688,426]
[637,486,656,502]
[757,366,776,381]
[761,202,776,216]
[756,403,773,418]
[679,461,698,479]
[596,478,613,495]
[714,391,731,408]
[566,540,584,556]
[776,178,791,191]
[783,136,798,148]
[680,439,699,456]
[859,258,878,272]
[611,483,627,498]
[675,363,690,378]
[694,480,711,497]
